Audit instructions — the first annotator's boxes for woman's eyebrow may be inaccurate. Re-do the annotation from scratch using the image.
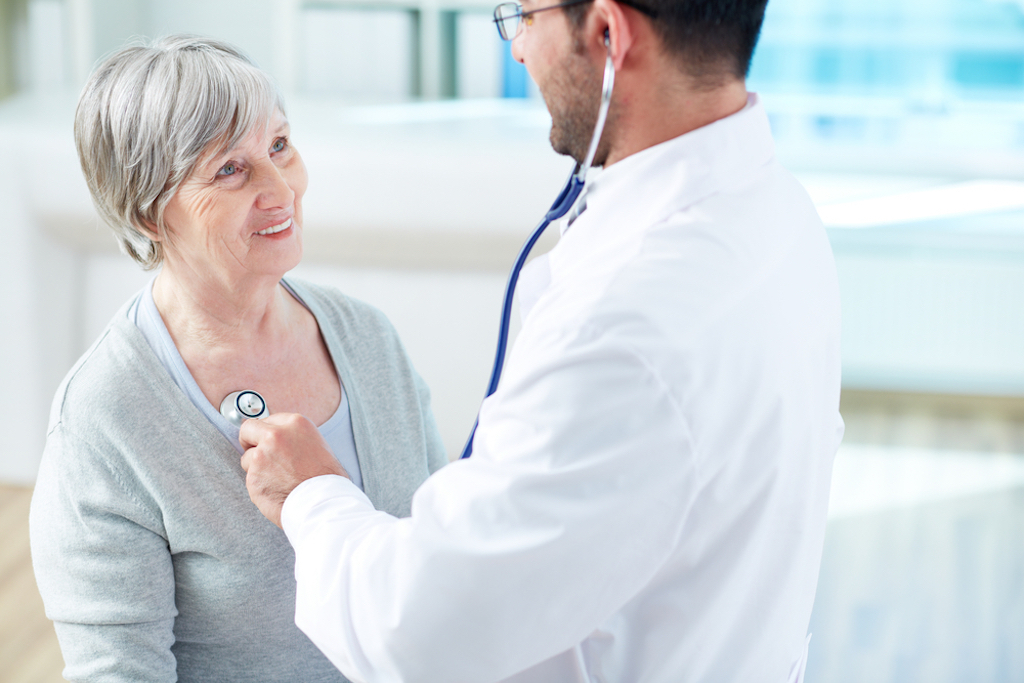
[202,149,234,171]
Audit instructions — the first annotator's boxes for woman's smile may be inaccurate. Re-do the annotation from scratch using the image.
[256,217,293,237]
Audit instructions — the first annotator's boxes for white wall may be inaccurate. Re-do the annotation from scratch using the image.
[457,11,503,99]
[837,252,1024,394]
[27,0,66,90]
[0,141,82,484]
[301,8,415,101]
[143,0,278,76]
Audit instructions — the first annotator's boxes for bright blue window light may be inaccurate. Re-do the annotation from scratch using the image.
[502,41,529,98]
[748,0,1024,100]
[952,53,1024,89]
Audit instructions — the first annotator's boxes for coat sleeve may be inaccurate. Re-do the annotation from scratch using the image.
[281,330,697,683]
[29,425,178,682]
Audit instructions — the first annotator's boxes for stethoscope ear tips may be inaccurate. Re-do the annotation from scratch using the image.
[220,390,269,427]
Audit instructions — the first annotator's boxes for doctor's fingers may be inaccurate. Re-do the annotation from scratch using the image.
[239,444,269,474]
[241,454,289,528]
[238,412,316,450]
[239,416,350,483]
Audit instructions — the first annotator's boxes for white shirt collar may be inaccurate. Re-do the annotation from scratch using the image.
[579,93,775,233]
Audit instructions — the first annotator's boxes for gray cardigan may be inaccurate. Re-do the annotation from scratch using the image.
[30,279,447,682]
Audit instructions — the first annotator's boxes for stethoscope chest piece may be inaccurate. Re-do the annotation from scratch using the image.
[220,390,269,427]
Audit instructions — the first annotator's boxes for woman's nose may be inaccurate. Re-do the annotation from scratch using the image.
[255,161,296,209]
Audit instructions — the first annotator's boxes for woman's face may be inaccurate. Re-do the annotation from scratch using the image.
[161,110,308,284]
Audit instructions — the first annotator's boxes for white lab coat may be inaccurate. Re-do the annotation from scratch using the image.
[281,94,844,683]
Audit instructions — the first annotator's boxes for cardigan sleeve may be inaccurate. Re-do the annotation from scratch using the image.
[29,424,178,682]
[413,367,449,473]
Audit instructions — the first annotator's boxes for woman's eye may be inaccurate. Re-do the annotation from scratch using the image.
[218,163,237,177]
[271,138,287,153]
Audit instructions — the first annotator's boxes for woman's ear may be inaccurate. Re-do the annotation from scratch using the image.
[139,219,163,243]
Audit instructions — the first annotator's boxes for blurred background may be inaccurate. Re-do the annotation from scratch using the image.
[2,0,1024,680]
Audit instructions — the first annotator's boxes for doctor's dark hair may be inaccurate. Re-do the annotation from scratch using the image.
[74,35,284,269]
[566,0,769,84]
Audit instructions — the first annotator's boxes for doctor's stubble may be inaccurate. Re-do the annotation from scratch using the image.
[543,30,617,167]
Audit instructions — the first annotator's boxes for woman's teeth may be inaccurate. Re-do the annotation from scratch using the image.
[257,218,292,236]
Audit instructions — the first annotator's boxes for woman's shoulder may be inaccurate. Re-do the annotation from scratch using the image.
[36,297,172,519]
[284,277,402,345]
[39,294,236,519]
[49,296,176,443]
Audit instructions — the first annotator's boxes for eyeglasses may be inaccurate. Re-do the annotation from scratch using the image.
[492,0,658,41]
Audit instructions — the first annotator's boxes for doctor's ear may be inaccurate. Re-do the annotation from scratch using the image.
[592,0,634,70]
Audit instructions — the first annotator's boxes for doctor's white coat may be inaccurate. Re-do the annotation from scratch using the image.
[281,94,844,683]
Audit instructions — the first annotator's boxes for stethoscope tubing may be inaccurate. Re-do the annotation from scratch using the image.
[460,45,615,460]
[458,171,584,460]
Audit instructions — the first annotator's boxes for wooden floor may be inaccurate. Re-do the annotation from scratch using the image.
[2,388,1023,682]
[0,485,64,683]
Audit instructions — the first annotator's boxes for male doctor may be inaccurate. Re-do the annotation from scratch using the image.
[240,0,844,681]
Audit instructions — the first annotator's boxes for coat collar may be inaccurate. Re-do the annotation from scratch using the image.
[580,93,776,235]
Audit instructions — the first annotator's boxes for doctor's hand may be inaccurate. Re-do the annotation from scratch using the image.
[240,413,349,528]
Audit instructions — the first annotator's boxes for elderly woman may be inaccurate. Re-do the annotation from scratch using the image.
[29,35,446,682]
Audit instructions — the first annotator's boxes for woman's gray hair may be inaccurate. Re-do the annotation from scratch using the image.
[75,35,285,269]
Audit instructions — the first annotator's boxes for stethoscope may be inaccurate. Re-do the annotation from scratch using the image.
[220,390,269,427]
[459,32,616,460]
[218,35,616,449]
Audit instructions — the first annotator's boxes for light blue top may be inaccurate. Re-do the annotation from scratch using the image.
[128,279,363,489]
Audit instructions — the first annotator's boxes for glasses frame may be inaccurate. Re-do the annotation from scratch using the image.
[492,0,658,41]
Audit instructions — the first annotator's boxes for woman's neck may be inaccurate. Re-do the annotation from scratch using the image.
[151,261,295,356]
[149,259,341,424]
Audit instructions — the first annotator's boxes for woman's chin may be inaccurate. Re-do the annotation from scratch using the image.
[249,227,303,275]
